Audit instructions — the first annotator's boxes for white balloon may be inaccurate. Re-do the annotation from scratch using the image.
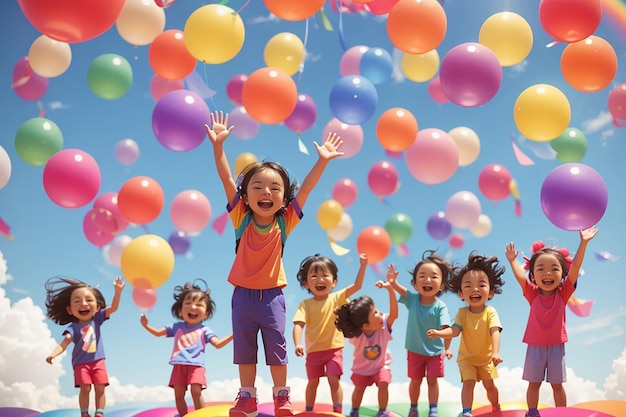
[116,0,166,46]
[448,126,480,167]
[0,145,11,190]
[28,35,72,78]
[327,212,353,242]
[470,213,493,238]
[107,234,133,268]
[445,190,481,229]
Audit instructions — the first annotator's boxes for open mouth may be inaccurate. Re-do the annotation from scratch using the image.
[542,279,555,285]
[315,285,327,291]
[187,313,199,320]
[258,200,273,209]
[422,286,433,292]
[469,295,482,301]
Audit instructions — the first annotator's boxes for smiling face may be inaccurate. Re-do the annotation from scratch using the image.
[305,265,337,301]
[362,304,385,335]
[243,168,286,223]
[459,270,494,313]
[66,287,101,324]
[531,252,564,295]
[413,261,444,303]
[179,293,209,326]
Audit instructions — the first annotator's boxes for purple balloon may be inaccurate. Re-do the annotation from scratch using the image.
[540,163,608,231]
[427,211,452,241]
[439,43,502,107]
[152,89,211,152]
[229,105,260,140]
[284,94,317,133]
[168,230,190,255]
[0,407,39,417]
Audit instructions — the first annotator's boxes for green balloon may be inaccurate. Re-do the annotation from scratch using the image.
[550,127,587,163]
[87,53,133,100]
[14,117,64,166]
[385,212,414,244]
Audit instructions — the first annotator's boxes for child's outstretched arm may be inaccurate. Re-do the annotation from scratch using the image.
[504,242,526,288]
[205,111,237,204]
[46,333,72,364]
[345,253,368,298]
[105,276,125,319]
[386,263,407,298]
[427,325,460,340]
[140,313,167,337]
[209,333,234,349]
[568,226,599,285]
[295,132,344,209]
[375,280,399,330]
[490,326,503,366]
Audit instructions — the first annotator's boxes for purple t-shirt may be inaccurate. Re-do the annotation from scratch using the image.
[64,309,108,367]
[165,322,216,366]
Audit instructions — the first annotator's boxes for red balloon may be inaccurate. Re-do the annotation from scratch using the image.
[262,0,325,21]
[539,0,602,43]
[117,176,164,224]
[449,233,465,249]
[149,30,196,80]
[478,164,512,201]
[356,226,391,264]
[242,67,297,124]
[608,83,626,122]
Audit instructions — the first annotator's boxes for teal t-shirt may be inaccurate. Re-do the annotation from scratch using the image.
[399,291,451,356]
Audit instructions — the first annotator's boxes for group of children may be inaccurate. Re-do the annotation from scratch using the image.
[44,111,599,417]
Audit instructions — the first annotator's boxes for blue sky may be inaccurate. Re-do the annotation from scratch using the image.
[1,0,625,413]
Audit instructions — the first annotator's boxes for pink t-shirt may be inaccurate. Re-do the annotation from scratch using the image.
[522,279,575,346]
[349,314,393,376]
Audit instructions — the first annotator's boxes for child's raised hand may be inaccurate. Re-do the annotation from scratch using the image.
[375,280,389,289]
[113,276,125,291]
[359,253,368,267]
[580,226,599,242]
[205,111,234,144]
[140,313,149,327]
[504,242,518,262]
[314,132,344,161]
[386,263,399,285]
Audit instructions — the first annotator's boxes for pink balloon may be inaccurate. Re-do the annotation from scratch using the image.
[150,75,184,101]
[608,83,626,121]
[332,177,359,208]
[93,192,129,233]
[82,210,115,247]
[322,118,364,158]
[226,73,247,105]
[89,207,118,234]
[229,106,260,140]
[284,94,318,133]
[445,190,481,229]
[43,149,101,208]
[367,0,400,15]
[132,287,157,311]
[427,76,449,104]
[114,138,140,165]
[478,164,512,201]
[339,45,368,77]
[405,128,458,185]
[449,233,465,249]
[367,161,399,198]
[439,43,502,107]
[12,57,49,101]
[170,190,212,233]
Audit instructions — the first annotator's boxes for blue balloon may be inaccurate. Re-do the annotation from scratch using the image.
[427,211,452,241]
[329,76,378,125]
[359,47,393,85]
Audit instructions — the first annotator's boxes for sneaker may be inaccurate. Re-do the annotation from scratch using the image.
[375,411,390,417]
[230,392,258,417]
[462,413,473,417]
[408,409,418,417]
[349,409,359,417]
[524,410,541,417]
[428,411,438,417]
[274,390,294,417]
[81,413,90,417]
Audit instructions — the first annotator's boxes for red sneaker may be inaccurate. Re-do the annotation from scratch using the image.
[274,390,294,417]
[229,393,258,417]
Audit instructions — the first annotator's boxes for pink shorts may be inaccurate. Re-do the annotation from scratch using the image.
[351,367,391,387]
[169,364,207,388]
[306,348,343,379]
[407,351,445,379]
[74,359,109,387]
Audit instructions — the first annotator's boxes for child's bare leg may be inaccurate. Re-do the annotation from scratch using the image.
[352,386,366,410]
[190,383,205,411]
[94,384,106,411]
[239,364,257,388]
[461,380,476,409]
[174,385,188,416]
[427,376,439,405]
[79,385,91,412]
[482,379,499,408]
[328,374,343,408]
[377,382,389,410]
[270,364,287,387]
[551,383,566,407]
[305,377,320,408]
[527,382,541,409]
[409,378,422,405]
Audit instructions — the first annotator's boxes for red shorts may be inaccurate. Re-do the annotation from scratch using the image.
[74,359,109,387]
[351,367,391,387]
[305,348,343,379]
[169,364,207,388]
[407,351,445,379]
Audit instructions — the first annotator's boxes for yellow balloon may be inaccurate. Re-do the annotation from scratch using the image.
[317,199,344,231]
[479,12,533,67]
[401,49,440,82]
[184,4,245,64]
[116,0,165,46]
[234,152,258,178]
[264,32,304,76]
[120,234,175,289]
[28,35,72,78]
[448,126,480,167]
[514,84,571,142]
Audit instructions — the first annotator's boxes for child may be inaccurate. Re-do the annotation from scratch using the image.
[140,280,233,417]
[45,276,125,417]
[505,226,598,417]
[427,253,505,417]
[292,253,368,414]
[205,111,343,417]
[388,251,453,417]
[335,267,399,417]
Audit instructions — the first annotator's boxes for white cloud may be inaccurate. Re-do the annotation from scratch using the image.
[48,101,70,111]
[603,346,626,400]
[510,60,528,76]
[582,111,613,135]
[248,13,280,24]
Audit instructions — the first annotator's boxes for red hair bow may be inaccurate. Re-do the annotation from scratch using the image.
[523,240,573,271]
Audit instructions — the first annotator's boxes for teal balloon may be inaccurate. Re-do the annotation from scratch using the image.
[550,127,587,163]
[87,53,133,100]
[14,117,64,166]
[385,212,414,244]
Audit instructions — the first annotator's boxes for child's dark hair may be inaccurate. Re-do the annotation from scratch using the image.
[237,161,299,217]
[448,252,505,296]
[409,249,452,295]
[334,295,375,338]
[296,254,339,294]
[525,241,572,284]
[45,277,106,325]
[171,279,215,320]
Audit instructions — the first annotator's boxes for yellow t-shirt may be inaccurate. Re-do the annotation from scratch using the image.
[453,305,502,366]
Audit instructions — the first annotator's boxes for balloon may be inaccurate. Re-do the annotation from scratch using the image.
[28,35,72,78]
[170,190,212,233]
[262,0,325,21]
[449,233,465,249]
[263,32,304,76]
[82,210,115,248]
[479,12,533,67]
[560,36,618,93]
[93,192,129,233]
[470,214,492,238]
[448,126,480,167]
[329,76,378,125]
[284,94,317,133]
[226,74,247,105]
[114,139,140,165]
[385,213,413,244]
[332,178,358,208]
[427,211,452,241]
[445,191,481,229]
[367,161,399,198]
[405,128,458,185]
[607,83,626,122]
[12,57,49,101]
[132,287,157,311]
[317,199,344,231]
[514,84,570,142]
[0,145,11,190]
[87,54,133,100]
[242,67,298,124]
[121,234,175,289]
[539,0,602,43]
[376,107,418,152]
[478,164,512,201]
[117,176,164,224]
[322,118,364,158]
[184,4,244,64]
[359,47,393,85]
[368,0,400,15]
[427,76,448,104]
[168,230,191,255]
[401,50,439,83]
[387,0,446,54]
[43,149,101,209]
[550,127,587,163]
[339,46,368,76]
[116,0,165,46]
[14,117,63,166]
[17,0,125,43]
[107,234,133,268]
[327,212,353,242]
[540,163,608,230]
[150,75,184,101]
[356,226,391,264]
[152,89,211,152]
[229,106,261,140]
[149,30,196,80]
[439,43,502,107]
[89,207,118,234]
[234,152,258,177]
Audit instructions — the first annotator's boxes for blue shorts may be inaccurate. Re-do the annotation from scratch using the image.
[522,344,566,384]
[232,286,288,366]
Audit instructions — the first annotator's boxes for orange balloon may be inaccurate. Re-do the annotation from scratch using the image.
[242,67,297,124]
[386,0,447,54]
[356,226,391,264]
[376,107,418,152]
[560,35,618,93]
[117,176,164,224]
[262,0,325,21]
[149,29,196,80]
